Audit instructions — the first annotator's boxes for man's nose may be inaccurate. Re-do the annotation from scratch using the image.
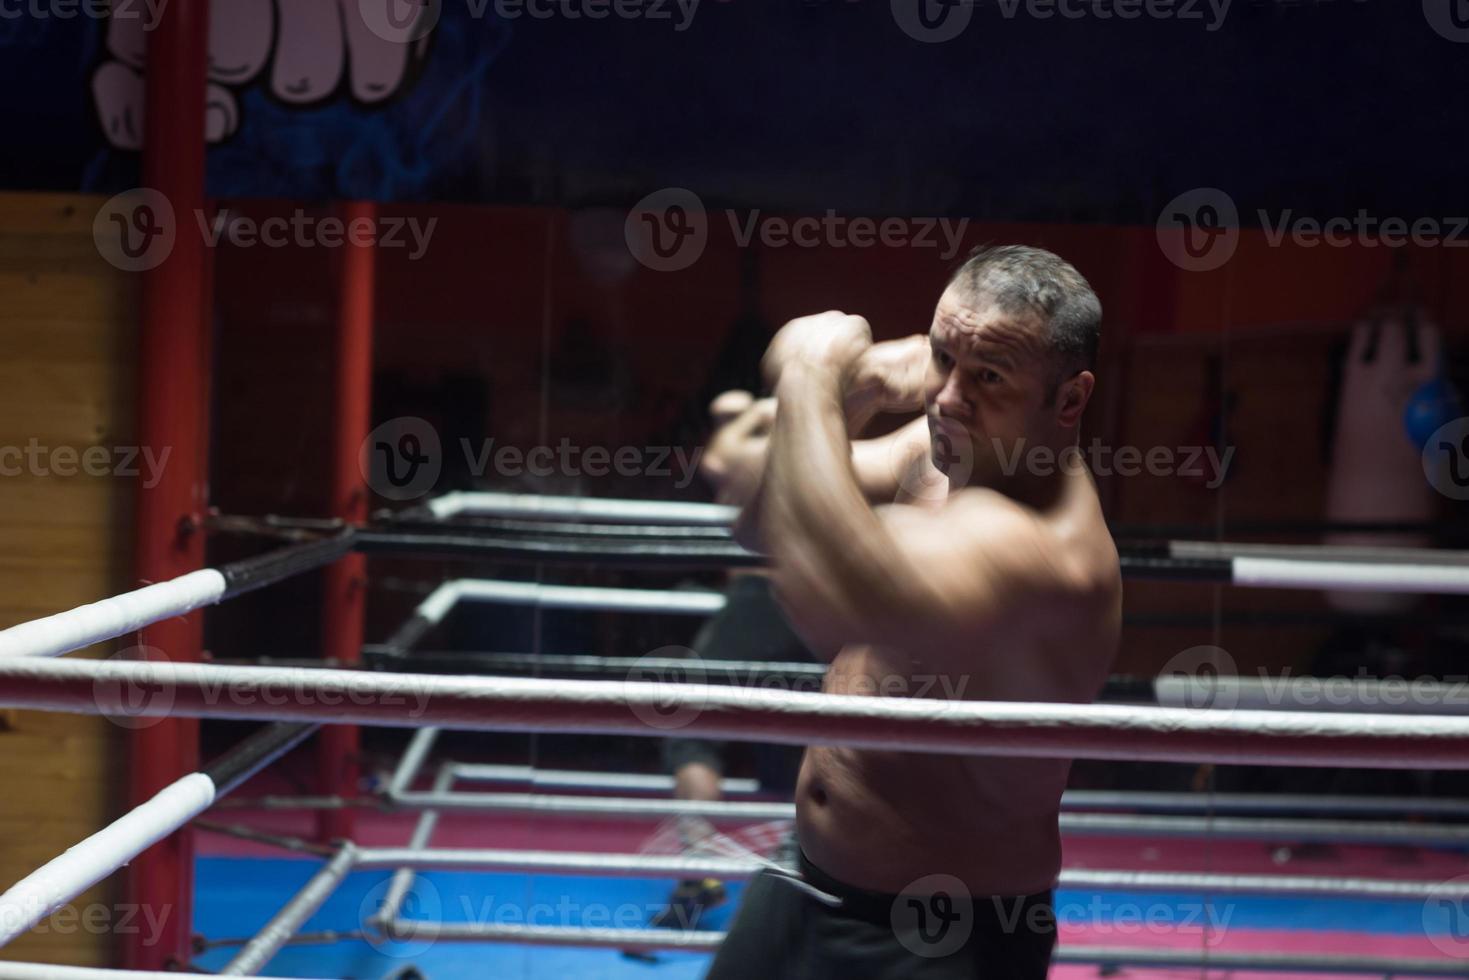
[934,374,970,418]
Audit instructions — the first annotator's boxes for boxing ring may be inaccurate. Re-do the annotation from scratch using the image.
[1,493,1469,976]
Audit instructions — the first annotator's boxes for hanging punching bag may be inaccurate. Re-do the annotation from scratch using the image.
[1324,310,1442,614]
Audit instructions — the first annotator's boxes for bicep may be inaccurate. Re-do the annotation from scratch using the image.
[860,497,1066,648]
[767,492,1062,653]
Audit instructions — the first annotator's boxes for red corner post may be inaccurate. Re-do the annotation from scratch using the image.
[127,0,211,969]
[316,201,377,842]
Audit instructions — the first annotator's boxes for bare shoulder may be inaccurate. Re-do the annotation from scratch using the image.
[877,486,1034,541]
[880,485,1119,615]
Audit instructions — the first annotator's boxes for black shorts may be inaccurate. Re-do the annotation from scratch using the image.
[704,853,1056,980]
[663,575,815,790]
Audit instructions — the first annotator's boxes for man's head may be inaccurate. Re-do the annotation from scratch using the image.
[925,245,1102,489]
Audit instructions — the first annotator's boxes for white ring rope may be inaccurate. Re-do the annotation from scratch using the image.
[1232,556,1469,594]
[0,569,226,660]
[1171,540,1469,567]
[9,658,1469,769]
[450,763,760,795]
[0,773,216,948]
[379,789,1469,846]
[412,580,463,625]
[1156,675,1469,715]
[396,764,1463,816]
[408,579,725,631]
[451,579,725,615]
[381,918,725,952]
[426,490,737,526]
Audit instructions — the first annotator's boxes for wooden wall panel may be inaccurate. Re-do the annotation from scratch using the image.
[0,191,136,967]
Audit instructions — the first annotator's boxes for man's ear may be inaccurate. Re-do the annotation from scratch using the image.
[1055,371,1095,428]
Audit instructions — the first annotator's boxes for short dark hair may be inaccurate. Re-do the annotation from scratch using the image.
[946,245,1102,377]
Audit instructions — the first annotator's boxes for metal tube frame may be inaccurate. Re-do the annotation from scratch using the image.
[370,689,1469,846]
[386,784,1469,848]
[218,843,360,975]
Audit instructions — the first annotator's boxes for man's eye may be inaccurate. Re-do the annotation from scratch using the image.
[933,350,953,368]
[979,369,1004,384]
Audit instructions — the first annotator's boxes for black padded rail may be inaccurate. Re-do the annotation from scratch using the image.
[220,531,358,598]
[202,720,318,797]
[1119,554,1233,582]
[1112,520,1469,541]
[352,528,762,568]
[385,515,736,541]
[356,527,1230,580]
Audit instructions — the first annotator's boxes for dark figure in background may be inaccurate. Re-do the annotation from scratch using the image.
[650,390,815,930]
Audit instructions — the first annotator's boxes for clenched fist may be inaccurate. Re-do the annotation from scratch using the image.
[846,334,931,417]
[761,311,874,390]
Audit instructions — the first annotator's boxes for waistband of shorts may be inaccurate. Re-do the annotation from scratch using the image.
[795,850,1054,928]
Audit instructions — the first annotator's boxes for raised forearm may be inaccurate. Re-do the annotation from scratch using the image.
[764,364,910,637]
[720,384,908,537]
[733,312,924,564]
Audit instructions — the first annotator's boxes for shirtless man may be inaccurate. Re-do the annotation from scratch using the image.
[704,245,1122,979]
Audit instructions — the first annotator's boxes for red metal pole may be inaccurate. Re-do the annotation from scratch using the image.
[315,201,377,842]
[127,0,210,968]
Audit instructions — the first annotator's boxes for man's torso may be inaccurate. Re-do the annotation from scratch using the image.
[793,469,1120,896]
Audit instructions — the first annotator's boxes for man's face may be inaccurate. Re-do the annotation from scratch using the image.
[923,286,1058,488]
